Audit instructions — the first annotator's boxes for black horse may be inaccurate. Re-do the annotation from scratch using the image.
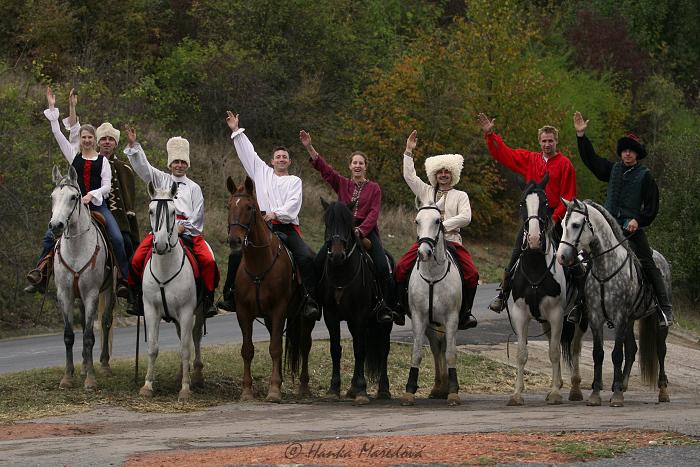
[317,199,392,404]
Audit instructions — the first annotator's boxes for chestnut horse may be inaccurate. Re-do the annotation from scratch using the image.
[226,176,313,401]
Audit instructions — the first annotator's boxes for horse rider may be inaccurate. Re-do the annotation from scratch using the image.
[572,112,673,326]
[123,127,220,318]
[299,129,396,324]
[393,130,480,330]
[477,113,584,321]
[25,87,130,296]
[221,111,320,320]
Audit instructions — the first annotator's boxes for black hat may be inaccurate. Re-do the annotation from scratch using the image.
[616,132,647,160]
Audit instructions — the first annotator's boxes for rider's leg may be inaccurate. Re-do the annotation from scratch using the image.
[489,230,523,312]
[93,204,130,297]
[392,242,419,326]
[450,242,479,330]
[278,227,321,320]
[460,281,478,330]
[628,231,673,326]
[190,236,220,318]
[217,250,242,312]
[126,234,153,316]
[367,229,394,323]
[24,229,56,293]
[566,261,588,324]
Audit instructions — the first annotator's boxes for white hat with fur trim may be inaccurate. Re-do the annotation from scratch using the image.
[167,136,190,166]
[424,153,464,187]
[95,122,120,145]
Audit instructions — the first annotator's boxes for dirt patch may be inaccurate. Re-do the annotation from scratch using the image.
[126,430,692,466]
[0,423,102,441]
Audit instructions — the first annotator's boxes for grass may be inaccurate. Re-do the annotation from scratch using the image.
[551,432,699,461]
[0,340,550,424]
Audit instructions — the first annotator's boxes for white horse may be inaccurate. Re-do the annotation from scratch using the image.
[401,198,463,406]
[50,166,115,390]
[139,181,202,402]
[506,177,567,406]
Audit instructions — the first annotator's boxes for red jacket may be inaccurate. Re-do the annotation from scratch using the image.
[485,133,577,223]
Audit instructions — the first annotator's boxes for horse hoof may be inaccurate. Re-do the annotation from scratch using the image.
[139,386,153,398]
[100,364,113,377]
[323,390,340,401]
[587,394,602,406]
[178,388,192,403]
[546,391,562,405]
[240,390,254,402]
[265,392,282,403]
[376,390,392,400]
[659,388,670,403]
[609,392,624,407]
[59,376,73,389]
[429,387,448,399]
[568,389,584,401]
[447,393,461,406]
[345,388,357,399]
[84,377,98,391]
[507,394,524,406]
[353,395,370,406]
[400,392,415,406]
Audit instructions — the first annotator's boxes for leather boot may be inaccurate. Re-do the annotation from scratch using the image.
[488,270,511,313]
[217,289,236,313]
[647,268,673,326]
[203,291,219,318]
[125,287,142,316]
[374,300,394,324]
[392,281,407,325]
[566,264,587,324]
[303,293,321,321]
[458,284,478,330]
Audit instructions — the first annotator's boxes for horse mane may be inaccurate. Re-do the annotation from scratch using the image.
[583,200,635,257]
[324,201,354,232]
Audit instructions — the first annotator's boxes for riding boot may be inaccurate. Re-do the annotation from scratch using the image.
[203,290,219,319]
[217,288,236,313]
[125,287,143,316]
[566,263,587,324]
[488,269,511,313]
[116,278,129,299]
[373,273,395,324]
[458,284,478,330]
[392,280,407,326]
[647,267,673,326]
[302,290,322,321]
[24,254,53,294]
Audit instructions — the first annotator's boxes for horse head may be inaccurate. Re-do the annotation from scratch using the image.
[557,197,593,266]
[321,198,356,264]
[226,175,258,252]
[520,173,552,251]
[415,196,445,262]
[48,165,83,237]
[148,179,179,255]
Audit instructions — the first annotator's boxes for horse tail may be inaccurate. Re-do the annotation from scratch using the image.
[284,294,304,381]
[560,319,576,368]
[638,313,659,387]
[365,319,391,384]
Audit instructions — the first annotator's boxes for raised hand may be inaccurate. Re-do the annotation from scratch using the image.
[405,130,417,155]
[125,125,137,147]
[477,113,495,133]
[226,111,239,131]
[69,88,77,109]
[46,86,56,109]
[573,111,589,136]
[299,129,312,148]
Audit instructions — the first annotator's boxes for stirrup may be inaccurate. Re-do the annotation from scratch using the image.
[488,293,506,313]
[303,295,321,321]
[658,309,673,327]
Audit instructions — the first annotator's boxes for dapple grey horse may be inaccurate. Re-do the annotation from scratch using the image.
[50,165,115,390]
[557,199,671,406]
[139,181,204,402]
[401,197,463,406]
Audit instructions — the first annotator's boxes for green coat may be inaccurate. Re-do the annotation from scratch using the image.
[107,154,140,245]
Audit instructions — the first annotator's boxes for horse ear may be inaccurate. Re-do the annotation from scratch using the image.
[320,197,330,211]
[226,176,236,194]
[68,165,78,184]
[540,172,549,188]
[244,175,254,194]
[170,181,178,198]
[560,197,572,209]
[148,181,156,198]
[52,165,62,185]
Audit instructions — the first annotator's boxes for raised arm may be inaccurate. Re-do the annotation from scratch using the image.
[44,86,77,163]
[574,112,613,182]
[402,130,432,199]
[122,126,171,187]
[64,88,80,154]
[226,111,274,182]
[302,129,344,192]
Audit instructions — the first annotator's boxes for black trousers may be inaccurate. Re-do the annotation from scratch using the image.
[626,229,660,280]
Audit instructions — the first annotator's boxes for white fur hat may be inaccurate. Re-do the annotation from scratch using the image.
[167,136,190,167]
[424,153,464,186]
[95,122,120,145]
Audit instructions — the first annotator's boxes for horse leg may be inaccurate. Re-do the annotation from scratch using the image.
[191,306,205,389]
[98,290,114,376]
[266,312,283,403]
[508,310,528,406]
[621,325,637,392]
[609,325,627,407]
[348,322,369,405]
[139,310,160,398]
[376,326,391,400]
[545,314,563,405]
[177,312,194,402]
[568,324,584,401]
[657,326,670,403]
[587,324,605,406]
[401,313,427,406]
[428,332,448,399]
[297,318,313,398]
[59,301,75,389]
[239,314,255,401]
[445,322,461,407]
[82,294,99,391]
[325,316,342,400]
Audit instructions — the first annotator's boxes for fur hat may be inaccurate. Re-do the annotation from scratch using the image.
[95,122,120,145]
[425,153,464,186]
[167,136,190,166]
[616,132,647,160]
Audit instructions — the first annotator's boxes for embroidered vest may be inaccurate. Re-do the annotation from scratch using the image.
[71,154,105,196]
[604,162,648,225]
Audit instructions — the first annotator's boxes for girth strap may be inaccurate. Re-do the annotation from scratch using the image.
[420,262,451,326]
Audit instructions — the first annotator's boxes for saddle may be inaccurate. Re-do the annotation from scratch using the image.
[273,231,301,285]
[90,212,118,276]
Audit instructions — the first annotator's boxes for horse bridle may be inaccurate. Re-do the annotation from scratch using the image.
[228,193,271,248]
[56,183,90,239]
[151,198,179,253]
[559,202,594,253]
[519,190,551,252]
[416,205,444,254]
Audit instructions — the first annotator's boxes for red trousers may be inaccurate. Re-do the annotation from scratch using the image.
[395,241,479,288]
[128,233,220,292]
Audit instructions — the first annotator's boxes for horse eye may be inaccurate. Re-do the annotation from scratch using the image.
[435,219,440,225]
[572,222,581,229]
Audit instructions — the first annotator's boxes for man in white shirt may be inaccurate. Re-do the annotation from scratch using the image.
[123,128,220,318]
[222,111,320,320]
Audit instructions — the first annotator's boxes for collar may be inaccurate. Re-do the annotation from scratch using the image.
[172,175,188,185]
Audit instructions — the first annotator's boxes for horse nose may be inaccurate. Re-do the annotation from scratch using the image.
[49,221,64,235]
[228,236,242,249]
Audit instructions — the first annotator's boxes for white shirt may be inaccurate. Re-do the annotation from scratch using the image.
[123,143,204,236]
[230,129,302,225]
[403,154,472,243]
[44,108,111,206]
